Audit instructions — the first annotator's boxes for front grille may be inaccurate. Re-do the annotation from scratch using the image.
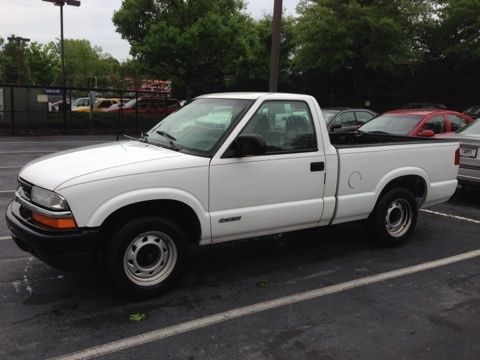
[16,177,33,221]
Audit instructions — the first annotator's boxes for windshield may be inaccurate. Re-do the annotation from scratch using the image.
[72,98,89,107]
[359,114,422,135]
[322,110,339,125]
[459,119,480,135]
[147,98,253,155]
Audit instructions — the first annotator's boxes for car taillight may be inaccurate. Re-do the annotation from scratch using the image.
[455,147,460,165]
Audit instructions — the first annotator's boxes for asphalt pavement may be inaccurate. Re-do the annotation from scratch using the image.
[0,136,479,360]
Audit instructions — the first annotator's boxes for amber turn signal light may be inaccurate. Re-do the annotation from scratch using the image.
[32,212,77,229]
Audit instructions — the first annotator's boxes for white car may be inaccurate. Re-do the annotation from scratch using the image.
[6,92,459,297]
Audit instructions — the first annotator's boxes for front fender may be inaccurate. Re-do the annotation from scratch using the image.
[85,188,211,242]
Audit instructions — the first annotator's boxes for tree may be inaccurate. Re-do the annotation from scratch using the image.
[25,42,60,85]
[437,0,480,58]
[58,39,121,88]
[113,0,253,98]
[293,0,431,96]
[2,35,30,83]
[231,15,296,90]
[0,37,6,83]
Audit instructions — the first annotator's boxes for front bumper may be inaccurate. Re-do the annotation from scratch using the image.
[5,200,101,270]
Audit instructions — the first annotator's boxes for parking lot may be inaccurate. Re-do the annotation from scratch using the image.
[1,136,480,360]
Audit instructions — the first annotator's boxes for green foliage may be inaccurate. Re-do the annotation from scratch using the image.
[128,312,147,322]
[2,36,31,83]
[436,0,480,58]
[64,39,114,86]
[113,0,252,97]
[0,36,122,87]
[0,37,6,83]
[294,0,423,73]
[25,42,60,85]
[232,15,296,87]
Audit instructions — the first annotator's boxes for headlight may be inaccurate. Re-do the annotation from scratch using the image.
[31,186,69,211]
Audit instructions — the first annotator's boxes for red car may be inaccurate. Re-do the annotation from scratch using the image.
[105,97,181,116]
[359,109,474,137]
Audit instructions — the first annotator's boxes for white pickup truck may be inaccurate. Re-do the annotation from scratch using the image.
[6,93,460,297]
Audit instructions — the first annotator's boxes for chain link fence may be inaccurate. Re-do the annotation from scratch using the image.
[0,84,181,136]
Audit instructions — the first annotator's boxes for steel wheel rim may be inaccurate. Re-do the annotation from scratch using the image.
[123,231,177,287]
[385,198,412,238]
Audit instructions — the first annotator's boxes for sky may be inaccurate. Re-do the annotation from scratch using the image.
[0,0,300,61]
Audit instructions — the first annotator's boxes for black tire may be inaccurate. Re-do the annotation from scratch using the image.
[368,188,418,247]
[106,217,189,298]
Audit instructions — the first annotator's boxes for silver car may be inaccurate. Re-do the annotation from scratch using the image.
[440,119,480,185]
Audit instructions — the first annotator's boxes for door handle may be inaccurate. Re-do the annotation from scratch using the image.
[310,162,325,172]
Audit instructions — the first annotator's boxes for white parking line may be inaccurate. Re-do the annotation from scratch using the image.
[420,209,480,225]
[0,190,15,194]
[0,166,22,169]
[0,141,110,144]
[0,151,54,154]
[0,236,12,241]
[50,248,480,360]
[0,256,30,264]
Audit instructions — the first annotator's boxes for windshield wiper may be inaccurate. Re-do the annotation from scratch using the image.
[155,130,179,151]
[366,131,390,135]
[122,133,148,143]
[156,130,176,141]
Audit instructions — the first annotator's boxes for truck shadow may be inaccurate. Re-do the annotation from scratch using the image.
[22,221,375,304]
[450,185,480,208]
[187,221,375,283]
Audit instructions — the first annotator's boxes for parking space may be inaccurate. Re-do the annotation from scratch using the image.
[0,136,479,360]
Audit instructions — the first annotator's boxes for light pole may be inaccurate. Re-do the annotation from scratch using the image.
[42,0,80,131]
[269,0,283,92]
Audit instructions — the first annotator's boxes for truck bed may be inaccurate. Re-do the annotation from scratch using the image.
[328,131,459,226]
[329,131,445,148]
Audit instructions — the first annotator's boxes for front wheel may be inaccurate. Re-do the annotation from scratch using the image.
[106,217,189,298]
[368,188,418,247]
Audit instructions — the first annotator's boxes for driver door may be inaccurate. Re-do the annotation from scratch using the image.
[209,99,326,242]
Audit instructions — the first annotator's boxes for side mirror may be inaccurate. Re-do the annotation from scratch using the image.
[418,129,435,137]
[330,124,342,131]
[224,134,267,157]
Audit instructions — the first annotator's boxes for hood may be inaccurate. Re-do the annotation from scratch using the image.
[19,141,188,191]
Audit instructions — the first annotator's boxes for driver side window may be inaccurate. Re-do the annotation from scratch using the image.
[240,101,317,154]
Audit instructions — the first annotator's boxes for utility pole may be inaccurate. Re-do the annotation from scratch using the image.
[269,0,283,92]
[42,0,81,132]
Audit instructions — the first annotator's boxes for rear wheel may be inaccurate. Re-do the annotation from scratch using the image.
[369,188,418,246]
[106,217,188,298]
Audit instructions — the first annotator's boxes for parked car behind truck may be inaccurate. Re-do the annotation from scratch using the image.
[6,92,460,297]
[360,109,473,137]
[438,119,480,185]
[321,108,378,133]
[105,97,181,116]
[73,98,123,113]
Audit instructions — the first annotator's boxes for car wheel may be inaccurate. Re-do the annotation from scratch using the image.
[106,217,189,298]
[368,188,418,246]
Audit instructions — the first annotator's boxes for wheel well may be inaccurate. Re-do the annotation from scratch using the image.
[379,175,427,207]
[100,200,202,247]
